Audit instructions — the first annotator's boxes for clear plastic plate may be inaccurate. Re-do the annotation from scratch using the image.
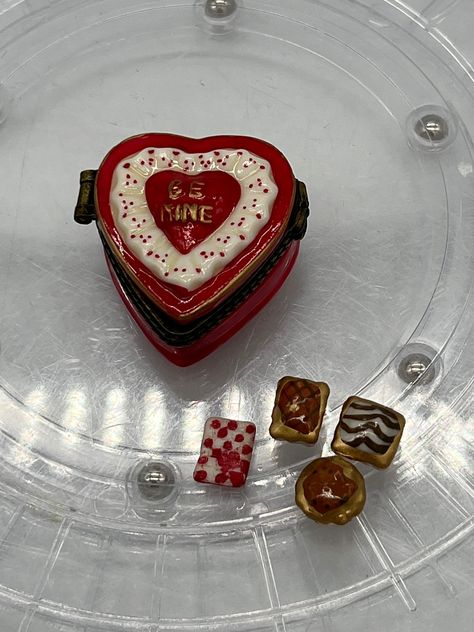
[0,1,473,630]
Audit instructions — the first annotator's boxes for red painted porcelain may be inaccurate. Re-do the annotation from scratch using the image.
[106,241,300,367]
[95,133,296,323]
[145,170,241,254]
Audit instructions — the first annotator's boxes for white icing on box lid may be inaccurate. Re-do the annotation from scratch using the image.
[110,147,278,291]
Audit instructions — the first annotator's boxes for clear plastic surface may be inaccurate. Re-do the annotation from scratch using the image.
[0,1,473,630]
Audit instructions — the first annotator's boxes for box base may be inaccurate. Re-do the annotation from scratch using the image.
[106,241,300,366]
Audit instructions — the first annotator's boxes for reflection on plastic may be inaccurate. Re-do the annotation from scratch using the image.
[101,388,127,446]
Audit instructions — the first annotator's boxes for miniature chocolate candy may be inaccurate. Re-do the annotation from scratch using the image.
[295,456,366,525]
[331,396,405,469]
[74,134,309,366]
[269,376,330,444]
[193,417,256,488]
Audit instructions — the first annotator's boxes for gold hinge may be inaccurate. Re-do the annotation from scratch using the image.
[293,179,309,240]
[74,170,98,224]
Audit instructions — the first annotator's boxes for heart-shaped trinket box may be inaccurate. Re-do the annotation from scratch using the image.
[75,133,309,365]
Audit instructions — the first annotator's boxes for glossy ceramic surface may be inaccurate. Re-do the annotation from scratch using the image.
[0,1,473,631]
[96,133,296,319]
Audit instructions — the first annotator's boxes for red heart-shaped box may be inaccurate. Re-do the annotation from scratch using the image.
[76,133,308,365]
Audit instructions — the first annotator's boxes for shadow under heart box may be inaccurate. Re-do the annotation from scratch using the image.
[75,133,309,366]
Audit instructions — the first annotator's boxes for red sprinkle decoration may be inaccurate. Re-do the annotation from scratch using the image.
[230,472,245,487]
[194,418,256,488]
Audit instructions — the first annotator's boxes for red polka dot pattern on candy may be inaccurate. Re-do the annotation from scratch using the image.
[240,460,250,475]
[229,472,245,487]
[194,417,256,488]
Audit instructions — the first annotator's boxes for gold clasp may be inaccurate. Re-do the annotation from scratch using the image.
[74,170,97,224]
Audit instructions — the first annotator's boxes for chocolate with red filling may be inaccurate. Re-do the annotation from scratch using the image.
[303,461,356,514]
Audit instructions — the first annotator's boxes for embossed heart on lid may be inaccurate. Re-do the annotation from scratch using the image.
[145,170,241,254]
